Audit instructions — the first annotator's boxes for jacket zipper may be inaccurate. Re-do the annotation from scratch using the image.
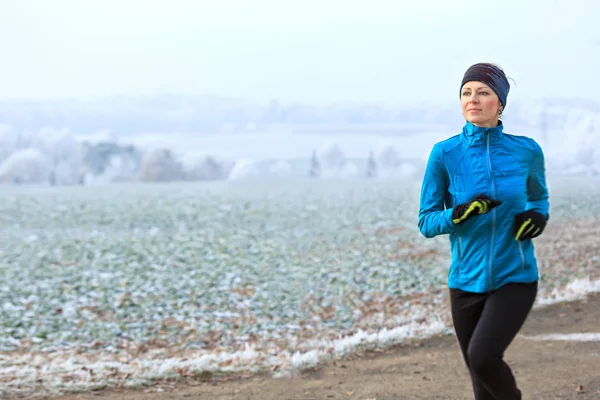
[458,235,463,263]
[485,131,496,291]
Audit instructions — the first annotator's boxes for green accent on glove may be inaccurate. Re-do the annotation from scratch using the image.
[451,194,502,225]
[514,210,546,241]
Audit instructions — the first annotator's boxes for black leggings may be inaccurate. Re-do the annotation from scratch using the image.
[450,281,538,400]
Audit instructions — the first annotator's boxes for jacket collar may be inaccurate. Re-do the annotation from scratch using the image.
[461,120,504,143]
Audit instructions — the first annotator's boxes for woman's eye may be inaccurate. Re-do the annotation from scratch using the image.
[479,91,489,95]
[462,92,470,96]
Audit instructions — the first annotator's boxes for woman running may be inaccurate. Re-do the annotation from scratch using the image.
[418,62,550,400]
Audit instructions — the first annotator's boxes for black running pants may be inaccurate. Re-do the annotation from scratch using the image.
[449,281,538,400]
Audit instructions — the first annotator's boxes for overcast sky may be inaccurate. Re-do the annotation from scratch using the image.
[0,0,598,105]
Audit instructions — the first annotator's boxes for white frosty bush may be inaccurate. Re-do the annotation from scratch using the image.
[0,148,53,184]
[0,125,25,165]
[81,141,142,185]
[109,152,142,182]
[31,127,84,186]
[83,153,141,185]
[317,141,346,170]
[364,143,424,180]
[228,159,260,181]
[374,143,401,170]
[269,160,292,177]
[140,148,185,182]
[545,122,600,176]
[182,153,235,181]
[314,141,358,178]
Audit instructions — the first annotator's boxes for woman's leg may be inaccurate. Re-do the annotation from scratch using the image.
[449,288,496,400]
[467,281,538,400]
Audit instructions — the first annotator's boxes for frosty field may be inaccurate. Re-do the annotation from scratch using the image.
[1,176,600,397]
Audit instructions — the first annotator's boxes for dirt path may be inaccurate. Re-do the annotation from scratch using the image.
[49,292,600,400]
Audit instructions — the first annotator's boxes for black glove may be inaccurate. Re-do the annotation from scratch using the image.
[514,210,547,241]
[451,194,502,225]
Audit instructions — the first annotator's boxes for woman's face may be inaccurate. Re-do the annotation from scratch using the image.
[461,81,503,128]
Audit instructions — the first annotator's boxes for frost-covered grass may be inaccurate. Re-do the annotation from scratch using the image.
[1,176,599,397]
[0,180,449,353]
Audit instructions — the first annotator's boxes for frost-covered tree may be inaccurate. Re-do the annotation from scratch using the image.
[97,153,140,184]
[571,130,600,175]
[308,149,320,177]
[0,125,32,165]
[228,159,259,181]
[140,148,185,182]
[81,141,142,184]
[31,128,84,186]
[315,142,358,178]
[318,142,346,170]
[375,143,401,170]
[269,159,291,178]
[546,117,600,176]
[0,127,15,165]
[366,150,377,178]
[0,148,53,184]
[183,153,235,181]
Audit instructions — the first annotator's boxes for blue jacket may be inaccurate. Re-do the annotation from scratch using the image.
[418,121,550,293]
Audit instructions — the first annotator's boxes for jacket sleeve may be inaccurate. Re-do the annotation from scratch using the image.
[418,144,458,238]
[526,140,550,220]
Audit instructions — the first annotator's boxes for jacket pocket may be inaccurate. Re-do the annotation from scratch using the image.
[494,165,526,190]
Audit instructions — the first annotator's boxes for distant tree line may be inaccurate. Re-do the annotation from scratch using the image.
[0,95,596,135]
